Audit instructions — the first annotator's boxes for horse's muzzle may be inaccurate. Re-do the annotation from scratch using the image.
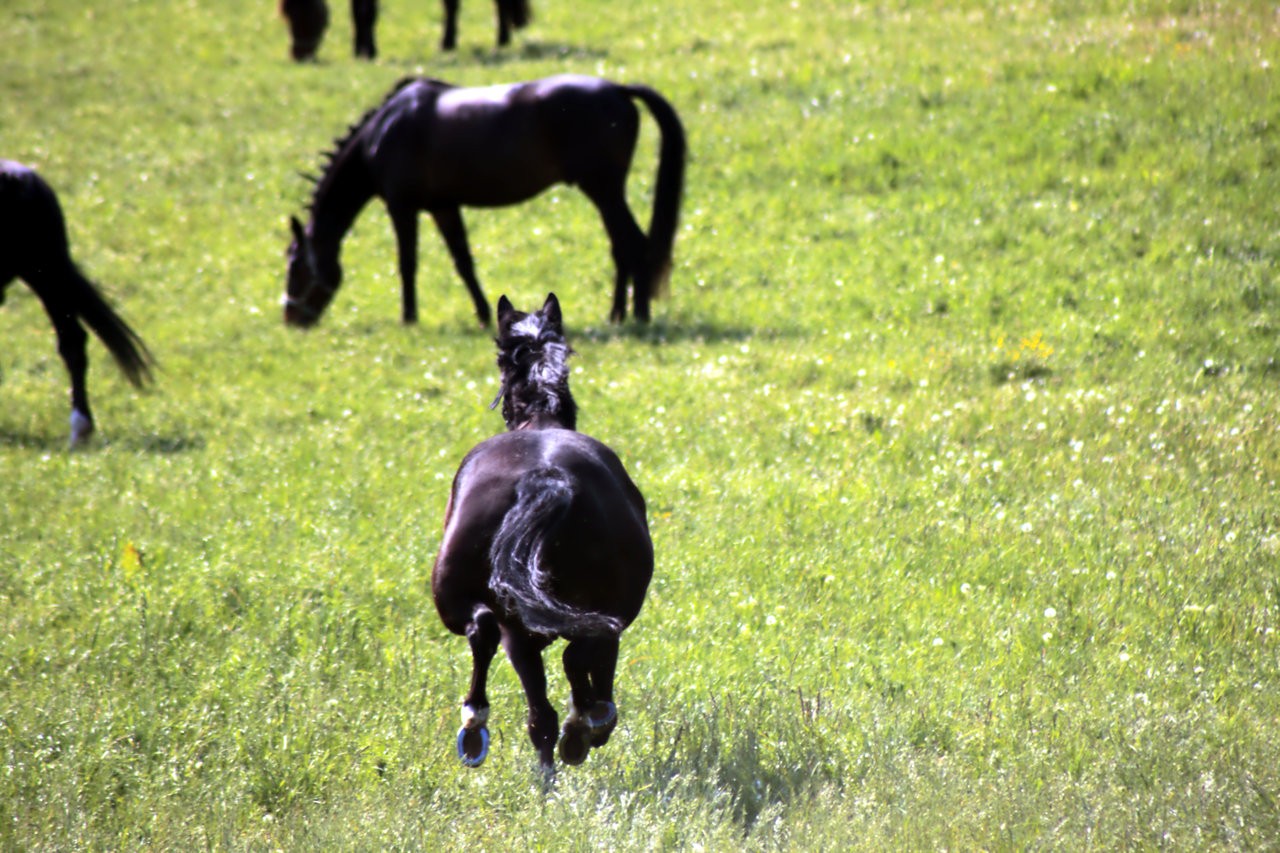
[282,297,318,328]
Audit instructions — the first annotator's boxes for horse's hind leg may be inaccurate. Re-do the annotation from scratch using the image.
[59,321,93,447]
[558,636,620,765]
[457,605,500,767]
[429,208,492,327]
[582,186,649,323]
[31,279,93,446]
[502,631,557,770]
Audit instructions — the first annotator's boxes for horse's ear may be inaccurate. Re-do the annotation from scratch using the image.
[289,215,307,243]
[497,295,515,324]
[542,293,562,329]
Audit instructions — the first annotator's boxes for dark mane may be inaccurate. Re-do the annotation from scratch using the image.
[303,77,433,207]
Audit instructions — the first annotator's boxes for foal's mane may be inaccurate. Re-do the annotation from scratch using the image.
[495,305,578,431]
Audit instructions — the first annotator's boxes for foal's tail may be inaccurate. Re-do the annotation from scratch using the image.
[489,468,623,637]
[69,268,154,388]
[626,85,686,299]
[500,0,532,30]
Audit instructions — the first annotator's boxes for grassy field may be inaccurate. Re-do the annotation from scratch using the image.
[3,0,1279,847]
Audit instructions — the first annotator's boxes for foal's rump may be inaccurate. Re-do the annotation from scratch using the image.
[446,429,653,638]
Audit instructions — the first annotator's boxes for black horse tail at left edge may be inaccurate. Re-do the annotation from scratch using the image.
[70,269,154,388]
[489,467,624,638]
[500,0,532,30]
[625,84,686,300]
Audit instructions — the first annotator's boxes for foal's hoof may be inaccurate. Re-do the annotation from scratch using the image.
[557,701,618,765]
[557,719,592,766]
[587,701,618,747]
[456,725,490,768]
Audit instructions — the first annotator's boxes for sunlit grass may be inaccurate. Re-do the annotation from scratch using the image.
[3,0,1280,848]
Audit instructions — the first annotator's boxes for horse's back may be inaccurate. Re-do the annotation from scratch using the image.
[365,75,641,205]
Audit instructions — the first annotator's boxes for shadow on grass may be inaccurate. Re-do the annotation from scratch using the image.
[467,41,610,67]
[0,429,61,452]
[385,41,609,71]
[0,428,204,454]
[575,318,808,346]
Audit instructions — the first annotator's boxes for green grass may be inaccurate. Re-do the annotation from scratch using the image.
[3,0,1280,848]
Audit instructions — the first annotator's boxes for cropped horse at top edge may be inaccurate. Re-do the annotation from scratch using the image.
[0,160,153,448]
[431,293,653,772]
[283,74,685,327]
[280,0,531,61]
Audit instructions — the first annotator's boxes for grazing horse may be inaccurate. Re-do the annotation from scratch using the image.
[284,74,685,327]
[0,161,153,447]
[432,293,653,771]
[280,0,529,60]
[280,0,377,61]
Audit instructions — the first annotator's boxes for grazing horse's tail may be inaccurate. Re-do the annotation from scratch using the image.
[625,85,686,299]
[501,0,532,30]
[69,268,154,388]
[489,467,623,637]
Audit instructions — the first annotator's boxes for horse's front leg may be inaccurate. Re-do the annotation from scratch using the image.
[388,204,420,324]
[351,0,378,58]
[429,207,491,327]
[502,631,557,770]
[457,604,500,767]
[495,0,511,46]
[441,0,460,49]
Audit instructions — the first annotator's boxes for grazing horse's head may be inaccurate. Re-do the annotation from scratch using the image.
[284,216,341,327]
[280,0,330,61]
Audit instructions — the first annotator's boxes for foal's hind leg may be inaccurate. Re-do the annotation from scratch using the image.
[502,631,558,769]
[457,605,500,767]
[558,636,621,765]
[429,208,492,327]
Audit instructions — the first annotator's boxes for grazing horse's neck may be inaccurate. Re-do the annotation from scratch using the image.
[309,146,376,255]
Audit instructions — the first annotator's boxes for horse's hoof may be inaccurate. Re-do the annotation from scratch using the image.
[557,719,592,766]
[587,701,617,746]
[456,725,490,768]
[69,409,94,448]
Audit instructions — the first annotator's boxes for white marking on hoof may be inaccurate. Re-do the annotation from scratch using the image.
[69,409,93,447]
[461,703,489,729]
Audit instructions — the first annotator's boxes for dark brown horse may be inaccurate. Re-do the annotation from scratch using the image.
[284,74,685,327]
[280,0,529,60]
[0,160,153,447]
[432,293,653,771]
